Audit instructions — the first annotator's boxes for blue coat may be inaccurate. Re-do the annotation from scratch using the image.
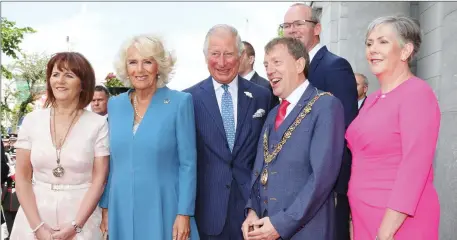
[99,87,199,240]
[184,76,273,236]
[246,84,346,239]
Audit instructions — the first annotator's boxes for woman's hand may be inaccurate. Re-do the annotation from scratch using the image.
[34,223,57,240]
[50,222,76,240]
[172,214,190,240]
[100,208,108,234]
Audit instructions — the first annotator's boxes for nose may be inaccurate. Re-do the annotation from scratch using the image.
[367,42,378,55]
[136,62,144,73]
[265,65,275,78]
[216,55,226,67]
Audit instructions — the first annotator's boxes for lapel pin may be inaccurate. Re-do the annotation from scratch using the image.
[164,99,170,104]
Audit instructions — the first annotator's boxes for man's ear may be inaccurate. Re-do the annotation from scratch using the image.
[296,57,306,73]
[314,23,322,37]
[249,56,255,65]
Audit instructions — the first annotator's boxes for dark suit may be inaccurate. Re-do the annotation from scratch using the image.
[184,76,273,239]
[308,46,358,240]
[246,84,345,239]
[249,72,279,107]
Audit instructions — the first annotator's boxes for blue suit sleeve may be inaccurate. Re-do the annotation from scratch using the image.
[176,94,198,216]
[269,97,346,239]
[325,58,358,128]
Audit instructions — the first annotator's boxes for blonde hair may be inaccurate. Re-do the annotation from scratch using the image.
[114,34,176,88]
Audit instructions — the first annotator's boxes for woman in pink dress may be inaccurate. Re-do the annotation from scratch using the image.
[346,16,440,240]
[11,52,109,240]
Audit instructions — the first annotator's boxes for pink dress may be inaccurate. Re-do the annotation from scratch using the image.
[10,108,109,240]
[346,77,440,240]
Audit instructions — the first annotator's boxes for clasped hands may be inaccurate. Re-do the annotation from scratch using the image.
[241,210,280,240]
[34,222,76,240]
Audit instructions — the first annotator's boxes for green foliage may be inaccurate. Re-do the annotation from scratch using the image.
[104,72,125,87]
[1,17,36,79]
[277,26,284,38]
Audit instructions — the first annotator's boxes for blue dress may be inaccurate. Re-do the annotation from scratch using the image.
[99,87,199,239]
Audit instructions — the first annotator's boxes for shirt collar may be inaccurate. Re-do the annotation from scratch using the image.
[213,76,238,92]
[285,80,310,105]
[243,70,256,81]
[309,43,324,62]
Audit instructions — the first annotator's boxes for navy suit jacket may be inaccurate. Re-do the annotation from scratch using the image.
[308,46,358,194]
[250,72,279,107]
[246,84,345,239]
[184,76,273,235]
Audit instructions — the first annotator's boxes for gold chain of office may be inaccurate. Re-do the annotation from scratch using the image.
[263,91,333,164]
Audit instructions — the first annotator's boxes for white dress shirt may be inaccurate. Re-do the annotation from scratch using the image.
[213,77,238,129]
[284,80,310,118]
[308,43,324,63]
[243,70,256,81]
[358,97,366,109]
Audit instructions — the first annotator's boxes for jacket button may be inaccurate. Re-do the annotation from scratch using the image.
[264,199,268,204]
[226,184,230,189]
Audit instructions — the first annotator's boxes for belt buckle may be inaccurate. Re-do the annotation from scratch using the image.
[51,184,62,191]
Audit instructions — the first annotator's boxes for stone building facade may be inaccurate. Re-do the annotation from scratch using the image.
[310,2,457,239]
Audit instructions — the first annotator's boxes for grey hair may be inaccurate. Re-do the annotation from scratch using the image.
[366,15,421,62]
[114,34,176,88]
[355,73,369,86]
[203,24,244,57]
[290,3,322,24]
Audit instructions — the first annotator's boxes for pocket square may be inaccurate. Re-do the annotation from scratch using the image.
[253,109,266,118]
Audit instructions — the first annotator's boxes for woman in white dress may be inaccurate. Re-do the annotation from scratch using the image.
[11,52,109,240]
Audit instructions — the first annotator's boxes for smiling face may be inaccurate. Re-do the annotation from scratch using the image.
[264,43,305,99]
[49,63,82,104]
[126,46,159,90]
[365,23,412,77]
[206,29,241,84]
[283,5,321,52]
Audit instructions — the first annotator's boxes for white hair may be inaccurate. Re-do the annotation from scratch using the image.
[203,24,244,57]
[114,34,176,88]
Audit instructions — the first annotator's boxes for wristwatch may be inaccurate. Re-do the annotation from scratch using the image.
[71,220,82,233]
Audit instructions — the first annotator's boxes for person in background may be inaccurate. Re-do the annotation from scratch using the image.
[91,85,110,116]
[346,16,440,240]
[11,52,110,240]
[99,34,199,240]
[239,40,279,107]
[354,73,368,109]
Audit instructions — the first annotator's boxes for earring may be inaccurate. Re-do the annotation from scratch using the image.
[157,75,161,79]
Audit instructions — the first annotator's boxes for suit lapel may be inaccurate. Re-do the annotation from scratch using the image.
[233,77,253,154]
[275,83,317,137]
[200,77,226,139]
[309,46,327,76]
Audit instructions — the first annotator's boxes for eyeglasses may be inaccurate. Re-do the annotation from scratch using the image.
[279,20,318,30]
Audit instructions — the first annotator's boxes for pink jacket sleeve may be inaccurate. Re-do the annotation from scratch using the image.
[386,85,441,216]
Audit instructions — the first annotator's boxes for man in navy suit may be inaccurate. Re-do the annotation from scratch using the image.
[242,37,345,240]
[282,4,358,239]
[239,41,280,107]
[184,24,274,240]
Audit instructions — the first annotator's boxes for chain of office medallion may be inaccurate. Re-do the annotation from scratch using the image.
[263,92,333,164]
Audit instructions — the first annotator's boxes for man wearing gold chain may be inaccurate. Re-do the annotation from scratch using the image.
[242,37,345,240]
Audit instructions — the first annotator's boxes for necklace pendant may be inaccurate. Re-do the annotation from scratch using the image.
[261,168,269,186]
[53,165,65,178]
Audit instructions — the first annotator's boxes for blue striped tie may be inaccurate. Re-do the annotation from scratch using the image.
[221,84,235,152]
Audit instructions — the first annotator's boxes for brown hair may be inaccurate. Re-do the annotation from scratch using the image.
[265,37,310,78]
[44,52,96,109]
[242,41,255,57]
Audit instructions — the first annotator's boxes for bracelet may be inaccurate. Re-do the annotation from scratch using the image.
[31,221,45,233]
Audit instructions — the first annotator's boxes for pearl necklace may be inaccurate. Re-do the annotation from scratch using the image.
[133,94,143,119]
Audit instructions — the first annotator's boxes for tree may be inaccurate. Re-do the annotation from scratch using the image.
[1,17,36,79]
[277,26,284,37]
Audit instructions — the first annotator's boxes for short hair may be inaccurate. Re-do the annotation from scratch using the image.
[94,85,110,98]
[114,34,175,88]
[290,3,322,24]
[264,37,310,78]
[203,24,244,57]
[242,41,255,57]
[366,15,421,62]
[45,52,95,109]
[355,73,369,86]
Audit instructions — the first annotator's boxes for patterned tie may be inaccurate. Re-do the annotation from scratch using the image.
[221,84,235,152]
[274,99,290,130]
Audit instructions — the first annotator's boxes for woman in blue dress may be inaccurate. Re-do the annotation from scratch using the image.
[99,34,199,240]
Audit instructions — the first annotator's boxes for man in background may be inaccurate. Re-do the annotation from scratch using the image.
[239,41,279,107]
[355,73,368,109]
[91,85,109,116]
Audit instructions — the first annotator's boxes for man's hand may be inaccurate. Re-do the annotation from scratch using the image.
[242,209,260,239]
[247,217,280,240]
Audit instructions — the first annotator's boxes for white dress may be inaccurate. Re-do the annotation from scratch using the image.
[10,108,109,240]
